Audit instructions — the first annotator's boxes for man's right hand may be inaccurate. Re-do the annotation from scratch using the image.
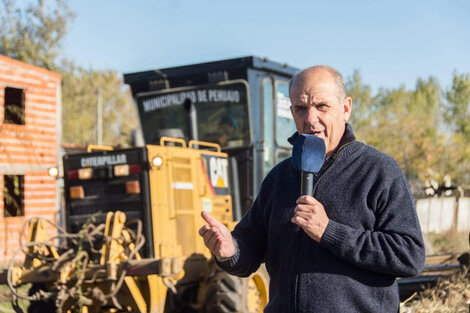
[199,211,236,258]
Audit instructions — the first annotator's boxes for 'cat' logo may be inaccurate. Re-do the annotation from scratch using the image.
[201,154,230,195]
[209,157,228,188]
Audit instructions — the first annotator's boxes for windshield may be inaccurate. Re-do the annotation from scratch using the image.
[136,81,250,148]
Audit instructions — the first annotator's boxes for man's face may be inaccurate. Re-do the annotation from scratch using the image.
[289,71,352,157]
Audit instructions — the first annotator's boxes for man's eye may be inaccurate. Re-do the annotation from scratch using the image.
[294,106,307,112]
[317,104,328,111]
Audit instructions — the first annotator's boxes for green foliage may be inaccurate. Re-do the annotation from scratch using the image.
[443,72,470,184]
[445,72,470,139]
[60,62,138,146]
[346,69,373,132]
[346,71,470,188]
[347,77,446,185]
[0,0,74,71]
[0,0,138,146]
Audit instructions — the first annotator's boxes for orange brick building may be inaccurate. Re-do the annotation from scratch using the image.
[0,55,61,262]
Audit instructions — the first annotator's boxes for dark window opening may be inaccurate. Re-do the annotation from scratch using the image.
[3,175,25,217]
[4,87,25,125]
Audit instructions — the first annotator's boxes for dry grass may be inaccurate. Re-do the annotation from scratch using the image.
[401,267,470,313]
[426,231,469,254]
[401,231,470,312]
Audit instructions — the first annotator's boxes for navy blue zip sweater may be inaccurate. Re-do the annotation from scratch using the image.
[217,124,425,313]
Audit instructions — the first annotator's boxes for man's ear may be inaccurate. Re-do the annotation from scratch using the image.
[343,97,352,122]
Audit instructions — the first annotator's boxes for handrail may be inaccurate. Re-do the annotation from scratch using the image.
[87,145,114,153]
[160,137,187,148]
[188,140,221,153]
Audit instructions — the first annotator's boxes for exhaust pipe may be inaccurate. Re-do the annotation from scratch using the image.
[183,98,198,142]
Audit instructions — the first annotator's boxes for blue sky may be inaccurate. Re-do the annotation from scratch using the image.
[62,0,470,91]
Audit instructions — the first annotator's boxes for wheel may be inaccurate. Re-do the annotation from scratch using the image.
[244,266,269,313]
[203,270,243,313]
[27,283,56,313]
[199,265,269,313]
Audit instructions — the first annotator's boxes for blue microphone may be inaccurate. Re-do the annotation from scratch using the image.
[292,134,326,196]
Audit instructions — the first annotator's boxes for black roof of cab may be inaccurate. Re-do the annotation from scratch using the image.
[123,56,299,97]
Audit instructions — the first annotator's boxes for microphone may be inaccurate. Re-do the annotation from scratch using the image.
[292,134,326,196]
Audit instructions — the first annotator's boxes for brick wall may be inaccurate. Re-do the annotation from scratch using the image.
[0,55,61,262]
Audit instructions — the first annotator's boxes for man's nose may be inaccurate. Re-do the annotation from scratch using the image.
[305,107,319,124]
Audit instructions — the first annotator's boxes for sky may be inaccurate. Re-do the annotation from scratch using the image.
[62,0,470,92]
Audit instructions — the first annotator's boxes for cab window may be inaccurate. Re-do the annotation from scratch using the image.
[275,81,296,148]
[262,79,274,175]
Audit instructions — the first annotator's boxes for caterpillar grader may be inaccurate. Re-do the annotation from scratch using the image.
[3,57,299,312]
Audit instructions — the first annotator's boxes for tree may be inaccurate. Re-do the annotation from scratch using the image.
[444,71,470,140]
[346,72,446,189]
[346,69,373,137]
[443,72,470,184]
[0,0,73,71]
[61,62,138,146]
[1,0,139,146]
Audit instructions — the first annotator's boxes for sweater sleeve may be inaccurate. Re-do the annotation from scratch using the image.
[216,183,268,277]
[320,173,426,278]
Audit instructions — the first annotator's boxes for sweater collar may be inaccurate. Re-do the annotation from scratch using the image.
[287,123,356,153]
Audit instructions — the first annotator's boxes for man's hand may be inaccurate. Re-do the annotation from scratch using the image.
[199,211,236,258]
[291,195,330,242]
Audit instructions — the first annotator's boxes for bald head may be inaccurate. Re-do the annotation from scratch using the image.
[288,65,352,156]
[289,66,347,102]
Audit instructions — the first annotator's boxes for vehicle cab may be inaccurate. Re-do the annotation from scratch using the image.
[124,56,299,216]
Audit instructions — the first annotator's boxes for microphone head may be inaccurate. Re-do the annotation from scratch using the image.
[292,134,326,173]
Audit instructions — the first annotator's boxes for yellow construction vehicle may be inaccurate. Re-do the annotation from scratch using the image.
[7,138,268,312]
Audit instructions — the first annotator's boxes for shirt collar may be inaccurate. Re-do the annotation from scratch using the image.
[287,123,356,156]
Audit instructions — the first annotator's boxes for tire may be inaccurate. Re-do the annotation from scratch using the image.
[200,265,269,313]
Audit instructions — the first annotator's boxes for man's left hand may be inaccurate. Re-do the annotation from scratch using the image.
[291,195,330,242]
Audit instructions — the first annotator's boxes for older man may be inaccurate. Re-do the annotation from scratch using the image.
[199,65,425,312]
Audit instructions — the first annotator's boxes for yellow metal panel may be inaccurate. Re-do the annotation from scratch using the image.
[146,141,236,309]
[147,145,182,259]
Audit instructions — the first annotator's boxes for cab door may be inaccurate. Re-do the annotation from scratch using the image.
[259,76,296,178]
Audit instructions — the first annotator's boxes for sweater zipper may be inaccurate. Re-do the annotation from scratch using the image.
[293,139,355,313]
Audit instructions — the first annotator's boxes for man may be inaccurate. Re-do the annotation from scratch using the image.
[199,66,425,312]
[217,114,239,147]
